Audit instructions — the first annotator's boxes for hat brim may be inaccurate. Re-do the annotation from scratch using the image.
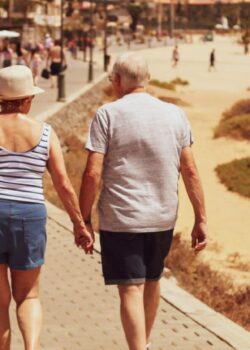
[0,86,45,101]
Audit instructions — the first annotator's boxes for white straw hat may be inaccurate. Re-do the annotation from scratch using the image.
[0,65,44,100]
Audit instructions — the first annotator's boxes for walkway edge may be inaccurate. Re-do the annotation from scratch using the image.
[46,201,250,350]
[35,72,108,122]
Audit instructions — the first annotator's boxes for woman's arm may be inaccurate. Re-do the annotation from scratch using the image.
[46,128,93,253]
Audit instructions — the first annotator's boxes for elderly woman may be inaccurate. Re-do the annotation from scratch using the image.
[0,65,93,350]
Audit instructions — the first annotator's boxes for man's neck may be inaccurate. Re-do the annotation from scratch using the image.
[123,87,146,97]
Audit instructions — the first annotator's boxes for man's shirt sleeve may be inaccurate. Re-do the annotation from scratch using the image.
[85,108,109,154]
[179,108,194,148]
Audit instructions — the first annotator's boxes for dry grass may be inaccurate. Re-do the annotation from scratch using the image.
[170,77,189,86]
[214,99,250,140]
[149,77,190,91]
[149,79,176,91]
[166,233,250,331]
[158,95,190,107]
[215,157,250,198]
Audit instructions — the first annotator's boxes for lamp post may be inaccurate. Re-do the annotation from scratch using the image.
[57,0,66,101]
[169,0,175,38]
[103,1,108,72]
[88,0,94,82]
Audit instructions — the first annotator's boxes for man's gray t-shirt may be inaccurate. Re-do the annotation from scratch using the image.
[86,92,193,233]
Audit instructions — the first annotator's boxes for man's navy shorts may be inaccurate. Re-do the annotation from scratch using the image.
[100,229,173,285]
[0,199,47,270]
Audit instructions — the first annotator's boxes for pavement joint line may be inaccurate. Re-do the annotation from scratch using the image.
[35,72,108,123]
[46,200,250,350]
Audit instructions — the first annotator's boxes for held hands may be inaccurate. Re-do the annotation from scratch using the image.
[191,222,208,253]
[74,222,94,254]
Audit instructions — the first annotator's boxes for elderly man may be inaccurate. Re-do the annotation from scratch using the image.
[79,52,207,350]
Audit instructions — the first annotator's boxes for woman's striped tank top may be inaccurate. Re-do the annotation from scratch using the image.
[0,123,51,203]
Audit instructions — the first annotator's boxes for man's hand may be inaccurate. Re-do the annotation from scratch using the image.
[191,222,208,253]
[74,222,94,254]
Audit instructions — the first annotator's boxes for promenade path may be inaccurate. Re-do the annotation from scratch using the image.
[9,203,247,350]
[9,44,250,350]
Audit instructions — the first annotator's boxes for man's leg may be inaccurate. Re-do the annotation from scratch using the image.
[0,265,11,350]
[118,284,147,350]
[144,280,161,343]
[11,267,42,350]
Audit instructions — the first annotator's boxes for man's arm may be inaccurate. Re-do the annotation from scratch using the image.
[79,151,105,240]
[180,147,208,252]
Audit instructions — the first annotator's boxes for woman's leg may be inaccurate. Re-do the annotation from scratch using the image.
[0,265,11,350]
[11,267,42,350]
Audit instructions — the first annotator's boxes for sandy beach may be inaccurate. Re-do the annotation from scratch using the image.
[140,35,250,286]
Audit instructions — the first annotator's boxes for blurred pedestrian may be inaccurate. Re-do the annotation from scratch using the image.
[47,39,66,88]
[1,39,13,68]
[44,33,53,52]
[0,65,93,350]
[30,48,42,85]
[79,52,207,350]
[172,45,179,68]
[16,42,29,66]
[209,49,216,72]
[68,39,77,59]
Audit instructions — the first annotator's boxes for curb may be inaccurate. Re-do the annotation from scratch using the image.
[46,201,250,350]
[35,72,108,123]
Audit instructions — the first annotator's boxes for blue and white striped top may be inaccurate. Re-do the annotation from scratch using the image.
[0,123,51,204]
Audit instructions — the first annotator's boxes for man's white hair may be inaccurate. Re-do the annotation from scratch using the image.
[112,52,150,91]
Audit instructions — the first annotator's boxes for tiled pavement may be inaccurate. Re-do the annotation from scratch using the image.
[10,213,241,350]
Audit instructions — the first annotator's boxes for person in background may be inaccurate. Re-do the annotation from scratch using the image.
[29,48,42,85]
[172,45,179,68]
[44,33,53,53]
[209,49,216,72]
[15,42,29,66]
[0,65,93,350]
[1,39,13,68]
[79,52,207,350]
[47,39,66,88]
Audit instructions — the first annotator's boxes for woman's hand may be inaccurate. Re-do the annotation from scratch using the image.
[74,222,94,254]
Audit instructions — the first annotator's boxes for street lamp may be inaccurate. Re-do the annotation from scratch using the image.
[58,0,66,101]
[89,0,120,72]
[103,0,120,71]
[169,0,175,38]
[88,0,94,82]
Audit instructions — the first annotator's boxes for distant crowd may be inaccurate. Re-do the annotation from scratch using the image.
[0,34,77,88]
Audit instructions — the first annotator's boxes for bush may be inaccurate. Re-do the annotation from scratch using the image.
[170,77,189,86]
[166,233,250,331]
[223,99,250,120]
[215,157,250,198]
[214,99,250,140]
[214,114,250,140]
[149,79,176,91]
[159,95,190,107]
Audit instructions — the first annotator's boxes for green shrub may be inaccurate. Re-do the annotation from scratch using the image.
[159,95,190,107]
[170,77,189,86]
[223,99,250,120]
[149,79,176,91]
[214,114,250,140]
[215,157,250,198]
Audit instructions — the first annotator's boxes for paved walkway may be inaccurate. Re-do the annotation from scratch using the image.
[9,205,242,350]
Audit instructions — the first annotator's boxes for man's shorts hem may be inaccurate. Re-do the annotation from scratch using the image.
[105,277,146,285]
[146,273,163,282]
[9,260,44,271]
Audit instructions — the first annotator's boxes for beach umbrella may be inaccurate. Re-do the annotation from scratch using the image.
[0,30,20,38]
